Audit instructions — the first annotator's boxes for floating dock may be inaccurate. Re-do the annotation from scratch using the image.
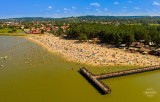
[80,65,160,95]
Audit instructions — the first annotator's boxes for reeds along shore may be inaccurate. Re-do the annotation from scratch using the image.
[26,34,160,66]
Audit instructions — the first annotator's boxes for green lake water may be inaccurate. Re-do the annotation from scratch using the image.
[0,36,159,102]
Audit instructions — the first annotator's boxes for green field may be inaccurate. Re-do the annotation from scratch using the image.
[0,28,23,33]
[0,28,12,33]
[0,28,26,36]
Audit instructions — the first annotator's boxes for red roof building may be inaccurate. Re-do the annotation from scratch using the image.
[31,30,41,34]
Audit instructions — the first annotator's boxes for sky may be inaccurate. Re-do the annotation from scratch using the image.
[0,0,160,18]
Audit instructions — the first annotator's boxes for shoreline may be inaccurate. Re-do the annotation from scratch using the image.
[25,34,93,66]
[25,34,160,67]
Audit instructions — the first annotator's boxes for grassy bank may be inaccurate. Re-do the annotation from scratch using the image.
[0,28,23,33]
[0,28,26,36]
[0,28,12,33]
[0,33,26,36]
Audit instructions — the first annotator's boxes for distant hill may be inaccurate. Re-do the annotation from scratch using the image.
[0,17,59,21]
[1,16,160,24]
[77,15,160,20]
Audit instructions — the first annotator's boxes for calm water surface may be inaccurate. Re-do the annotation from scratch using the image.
[0,36,159,102]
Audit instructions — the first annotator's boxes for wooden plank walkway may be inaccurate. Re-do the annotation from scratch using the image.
[80,65,160,95]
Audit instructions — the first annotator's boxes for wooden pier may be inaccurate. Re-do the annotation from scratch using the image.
[80,65,160,95]
[80,68,111,94]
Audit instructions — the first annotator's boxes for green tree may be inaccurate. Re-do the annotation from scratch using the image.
[155,34,160,47]
[56,27,64,36]
[78,34,88,42]
[114,33,122,46]
[124,32,134,47]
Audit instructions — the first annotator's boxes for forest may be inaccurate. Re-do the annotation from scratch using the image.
[64,23,160,47]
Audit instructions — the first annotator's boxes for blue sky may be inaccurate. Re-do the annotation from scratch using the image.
[1,0,160,18]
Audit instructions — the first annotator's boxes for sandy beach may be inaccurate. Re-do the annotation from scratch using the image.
[26,34,160,66]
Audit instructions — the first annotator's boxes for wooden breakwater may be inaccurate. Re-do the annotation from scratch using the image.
[80,65,160,95]
[95,65,160,79]
[80,67,111,94]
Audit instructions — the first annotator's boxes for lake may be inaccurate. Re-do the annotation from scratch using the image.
[0,36,159,102]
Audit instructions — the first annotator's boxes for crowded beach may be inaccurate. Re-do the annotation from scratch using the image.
[26,34,160,66]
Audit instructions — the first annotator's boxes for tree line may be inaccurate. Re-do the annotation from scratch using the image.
[64,23,160,47]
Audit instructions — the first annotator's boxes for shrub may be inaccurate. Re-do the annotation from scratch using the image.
[78,34,88,42]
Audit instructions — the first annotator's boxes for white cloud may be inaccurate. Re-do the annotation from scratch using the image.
[152,9,157,12]
[90,3,100,7]
[122,7,127,12]
[63,8,70,14]
[122,9,127,12]
[152,1,160,6]
[128,1,132,3]
[96,9,101,13]
[104,8,108,12]
[134,7,141,10]
[72,6,77,9]
[64,11,68,14]
[64,8,69,11]
[145,9,150,13]
[113,2,119,5]
[48,6,52,9]
[56,10,60,12]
